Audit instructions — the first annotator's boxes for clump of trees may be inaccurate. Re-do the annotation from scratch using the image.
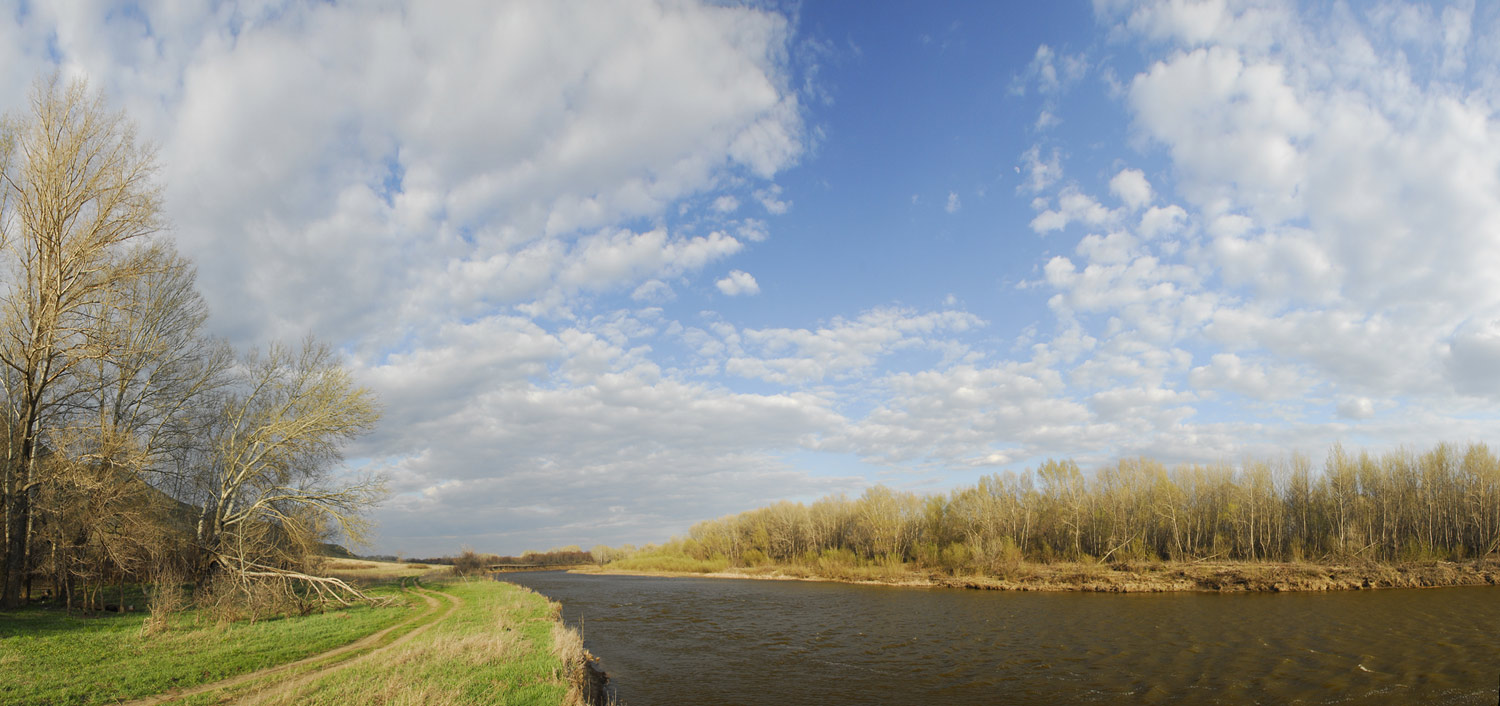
[445,546,598,576]
[0,77,383,613]
[605,443,1500,575]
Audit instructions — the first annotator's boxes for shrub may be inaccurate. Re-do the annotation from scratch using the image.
[451,549,488,576]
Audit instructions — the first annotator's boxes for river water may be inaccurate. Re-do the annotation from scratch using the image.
[501,572,1498,705]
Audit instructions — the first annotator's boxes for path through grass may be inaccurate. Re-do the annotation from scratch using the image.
[0,585,416,706]
[218,579,586,706]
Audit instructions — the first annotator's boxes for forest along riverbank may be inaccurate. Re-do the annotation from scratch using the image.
[575,558,1500,592]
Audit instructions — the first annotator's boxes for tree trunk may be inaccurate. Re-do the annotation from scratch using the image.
[2,487,29,608]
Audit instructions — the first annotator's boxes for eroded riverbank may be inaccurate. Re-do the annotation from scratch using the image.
[574,558,1500,593]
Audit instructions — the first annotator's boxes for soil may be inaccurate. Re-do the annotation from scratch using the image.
[582,559,1500,594]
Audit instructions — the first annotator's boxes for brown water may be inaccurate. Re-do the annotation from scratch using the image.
[501,572,1499,705]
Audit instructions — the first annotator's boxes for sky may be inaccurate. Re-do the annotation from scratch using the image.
[3,0,1500,556]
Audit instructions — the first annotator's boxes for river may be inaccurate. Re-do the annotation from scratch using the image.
[500,571,1499,705]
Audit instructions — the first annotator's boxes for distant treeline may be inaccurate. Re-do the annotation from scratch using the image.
[598,443,1500,574]
[438,547,600,575]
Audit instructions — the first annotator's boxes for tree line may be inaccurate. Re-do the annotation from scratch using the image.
[0,77,381,611]
[612,443,1500,574]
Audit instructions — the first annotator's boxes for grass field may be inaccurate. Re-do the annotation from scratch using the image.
[212,579,591,705]
[0,585,416,706]
[318,557,442,582]
[0,579,597,705]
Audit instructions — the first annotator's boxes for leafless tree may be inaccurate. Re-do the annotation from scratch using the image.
[191,338,384,600]
[0,76,162,607]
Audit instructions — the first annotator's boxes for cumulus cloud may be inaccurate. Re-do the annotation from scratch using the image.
[1030,187,1116,233]
[27,0,802,350]
[946,191,961,213]
[1109,168,1153,211]
[716,270,761,296]
[1012,0,1500,470]
[717,307,982,385]
[1187,353,1308,401]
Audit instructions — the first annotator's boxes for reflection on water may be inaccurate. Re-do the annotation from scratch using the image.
[502,572,1498,706]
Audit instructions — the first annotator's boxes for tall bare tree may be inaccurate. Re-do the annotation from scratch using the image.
[0,76,162,607]
[192,338,383,587]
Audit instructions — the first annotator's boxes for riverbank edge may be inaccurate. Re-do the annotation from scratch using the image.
[570,558,1500,593]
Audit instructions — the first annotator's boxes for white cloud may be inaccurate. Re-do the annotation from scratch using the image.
[1187,353,1308,401]
[1336,396,1376,420]
[755,184,790,214]
[631,279,675,303]
[1138,204,1187,239]
[717,307,982,385]
[716,270,761,296]
[1445,317,1500,396]
[1030,187,1117,233]
[1014,43,1088,96]
[1019,145,1064,194]
[839,360,1087,467]
[1109,168,1153,211]
[946,191,961,213]
[24,0,805,350]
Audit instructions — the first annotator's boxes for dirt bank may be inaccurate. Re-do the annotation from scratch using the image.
[577,559,1500,593]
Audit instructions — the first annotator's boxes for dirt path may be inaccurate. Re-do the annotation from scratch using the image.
[120,585,458,706]
[227,586,465,705]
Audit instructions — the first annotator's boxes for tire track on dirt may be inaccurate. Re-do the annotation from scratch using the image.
[226,586,464,705]
[119,585,451,706]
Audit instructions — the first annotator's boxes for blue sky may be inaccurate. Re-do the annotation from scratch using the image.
[4,0,1500,555]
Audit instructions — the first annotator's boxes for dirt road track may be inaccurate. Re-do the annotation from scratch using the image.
[119,585,461,706]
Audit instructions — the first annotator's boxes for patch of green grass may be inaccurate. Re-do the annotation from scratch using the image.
[0,587,416,706]
[235,580,583,706]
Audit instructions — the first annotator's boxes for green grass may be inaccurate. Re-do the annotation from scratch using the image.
[0,586,416,706]
[227,579,584,706]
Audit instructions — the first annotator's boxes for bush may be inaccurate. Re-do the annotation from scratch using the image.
[141,566,188,635]
[451,549,488,576]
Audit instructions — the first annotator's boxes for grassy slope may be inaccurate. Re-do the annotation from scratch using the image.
[225,579,583,706]
[0,587,416,706]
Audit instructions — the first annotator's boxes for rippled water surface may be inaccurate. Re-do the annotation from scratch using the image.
[501,572,1499,705]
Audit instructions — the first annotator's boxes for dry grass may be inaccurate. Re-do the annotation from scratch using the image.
[596,557,1500,594]
[228,580,597,705]
[320,558,440,582]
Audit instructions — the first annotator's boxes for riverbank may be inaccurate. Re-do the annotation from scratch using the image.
[574,558,1500,593]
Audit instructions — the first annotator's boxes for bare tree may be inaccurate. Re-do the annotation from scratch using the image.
[76,241,232,494]
[191,338,384,599]
[0,76,162,608]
